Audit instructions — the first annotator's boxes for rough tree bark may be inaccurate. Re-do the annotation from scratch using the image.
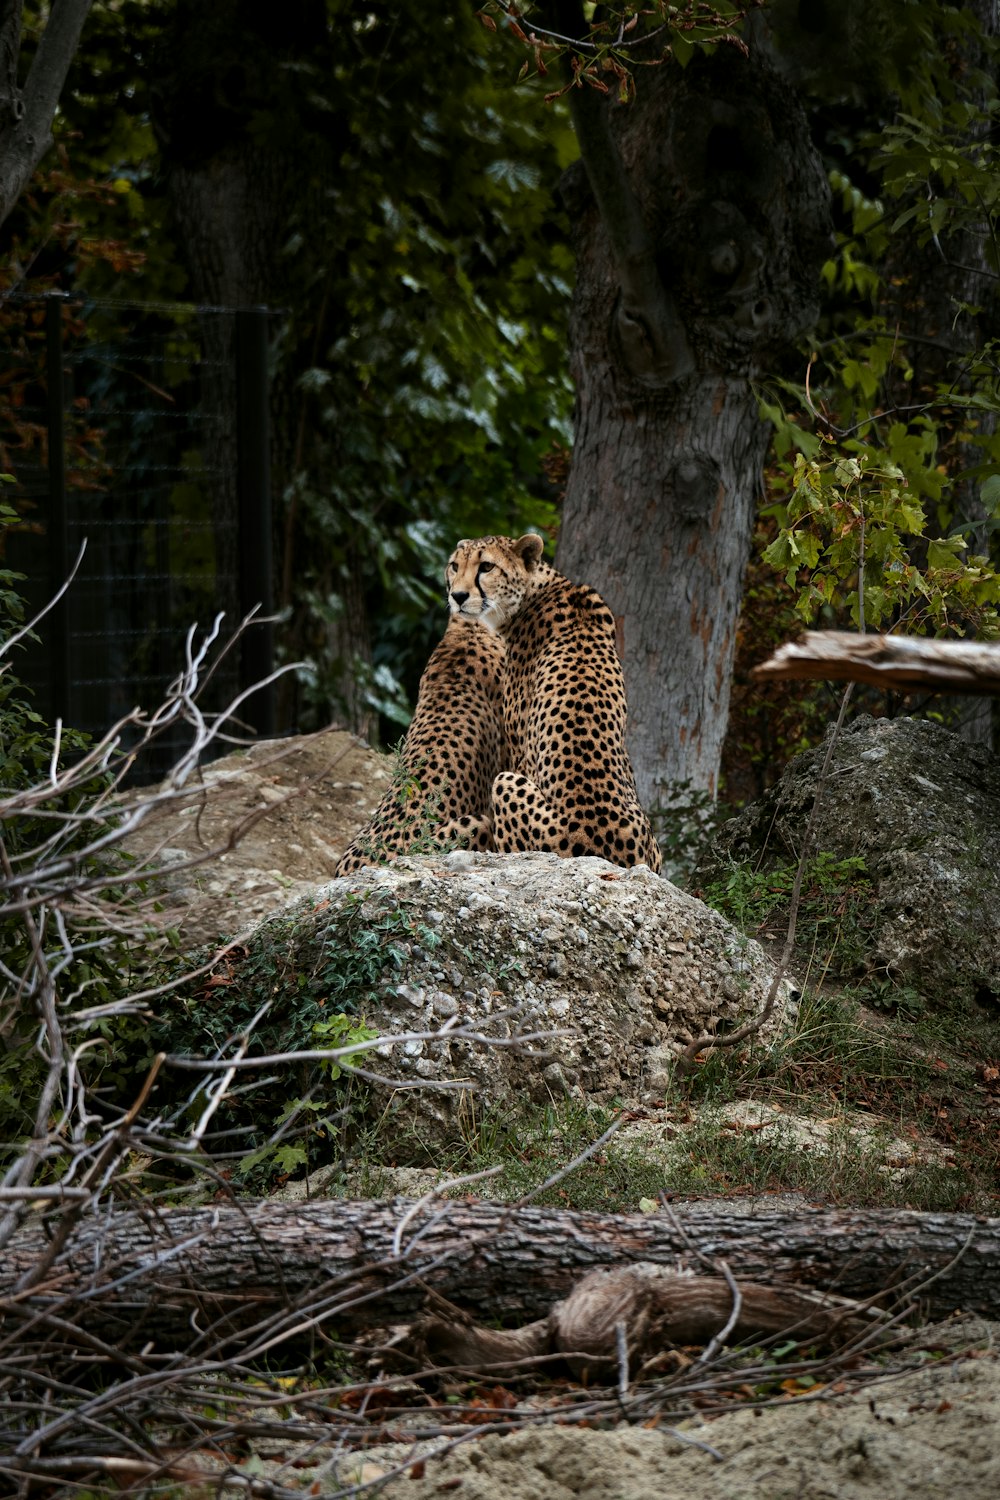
[547,8,831,804]
[0,0,92,230]
[4,1201,997,1358]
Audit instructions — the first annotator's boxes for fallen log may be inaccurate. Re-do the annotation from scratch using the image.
[751,631,1000,695]
[1,1199,996,1363]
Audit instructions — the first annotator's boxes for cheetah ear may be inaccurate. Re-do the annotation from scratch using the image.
[514,533,545,570]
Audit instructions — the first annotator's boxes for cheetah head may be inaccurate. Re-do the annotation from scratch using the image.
[445,533,547,631]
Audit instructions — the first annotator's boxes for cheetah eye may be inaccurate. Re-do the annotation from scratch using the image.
[478,562,496,574]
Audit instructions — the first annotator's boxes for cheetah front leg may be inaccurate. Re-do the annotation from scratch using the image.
[434,814,497,854]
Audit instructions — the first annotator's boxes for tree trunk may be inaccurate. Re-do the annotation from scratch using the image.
[560,373,766,805]
[0,0,92,231]
[555,45,831,805]
[4,1200,996,1358]
[166,149,289,635]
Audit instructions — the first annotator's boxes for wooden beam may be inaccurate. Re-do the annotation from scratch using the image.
[751,632,1000,696]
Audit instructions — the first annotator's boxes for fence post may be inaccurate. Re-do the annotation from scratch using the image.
[45,296,70,725]
[235,305,276,737]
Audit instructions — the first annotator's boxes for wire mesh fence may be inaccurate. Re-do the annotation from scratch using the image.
[0,293,275,782]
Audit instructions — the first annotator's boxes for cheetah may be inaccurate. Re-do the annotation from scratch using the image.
[335,616,506,876]
[445,532,661,873]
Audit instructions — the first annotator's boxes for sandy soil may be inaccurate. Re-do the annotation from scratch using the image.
[342,1317,1000,1500]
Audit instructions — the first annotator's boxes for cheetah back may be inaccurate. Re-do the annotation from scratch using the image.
[446,534,661,873]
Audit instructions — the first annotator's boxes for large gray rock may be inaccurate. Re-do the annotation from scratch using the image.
[245,851,785,1149]
[702,715,1000,1009]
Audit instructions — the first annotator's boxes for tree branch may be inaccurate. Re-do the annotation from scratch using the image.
[752,632,1000,696]
[0,0,92,229]
[0,1,24,129]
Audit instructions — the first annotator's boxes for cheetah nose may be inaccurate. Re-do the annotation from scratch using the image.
[451,590,470,606]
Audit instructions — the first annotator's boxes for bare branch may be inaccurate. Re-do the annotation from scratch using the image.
[0,0,92,228]
[753,630,1000,695]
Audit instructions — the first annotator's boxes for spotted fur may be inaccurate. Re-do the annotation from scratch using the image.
[446,533,661,873]
[335,616,506,876]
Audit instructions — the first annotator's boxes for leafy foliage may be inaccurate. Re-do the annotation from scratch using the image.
[476,1,761,99]
[759,448,1000,635]
[141,896,445,1184]
[701,852,872,976]
[3,1,576,740]
[174,896,434,1058]
[720,1,1000,798]
[273,3,576,727]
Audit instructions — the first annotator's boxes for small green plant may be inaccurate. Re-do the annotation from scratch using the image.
[234,1011,378,1186]
[345,741,465,865]
[141,897,439,1184]
[166,895,436,1056]
[702,852,871,975]
[853,975,925,1016]
[649,779,735,885]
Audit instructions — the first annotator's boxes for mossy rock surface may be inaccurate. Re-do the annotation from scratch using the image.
[700,715,1000,1009]
[221,850,785,1153]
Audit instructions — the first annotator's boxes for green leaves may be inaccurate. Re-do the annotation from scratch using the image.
[760,446,1000,636]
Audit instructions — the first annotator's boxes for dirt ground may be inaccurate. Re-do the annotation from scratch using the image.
[233,1311,1000,1499]
[120,728,390,947]
[359,1325,1000,1500]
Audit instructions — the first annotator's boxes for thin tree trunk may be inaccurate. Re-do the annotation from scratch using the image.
[3,1201,996,1357]
[167,149,290,638]
[0,0,92,230]
[153,1,376,734]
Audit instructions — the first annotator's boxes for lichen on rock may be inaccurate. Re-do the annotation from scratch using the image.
[241,850,785,1150]
[701,715,1000,1010]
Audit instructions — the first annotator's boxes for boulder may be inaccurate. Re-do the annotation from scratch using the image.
[119,729,391,947]
[701,715,1000,1009]
[238,851,786,1150]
